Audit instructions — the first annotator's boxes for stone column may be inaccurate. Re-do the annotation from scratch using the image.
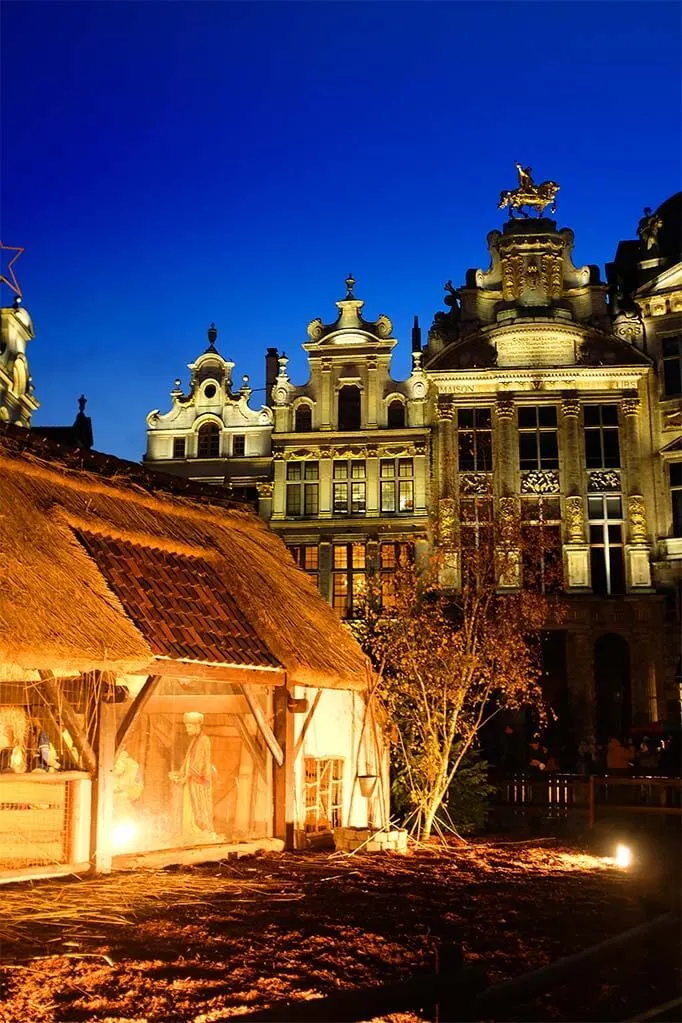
[320,359,333,430]
[622,394,652,588]
[414,443,427,514]
[271,456,286,520]
[622,394,642,495]
[494,396,515,497]
[366,357,378,429]
[366,445,379,517]
[435,397,455,499]
[561,395,589,589]
[318,541,332,603]
[319,455,332,518]
[560,394,582,497]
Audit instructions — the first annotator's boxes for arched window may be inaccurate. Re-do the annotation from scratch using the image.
[387,399,406,429]
[594,633,631,743]
[338,385,361,431]
[295,404,313,432]
[197,422,220,458]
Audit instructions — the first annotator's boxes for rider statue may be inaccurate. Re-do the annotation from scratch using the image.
[515,162,534,190]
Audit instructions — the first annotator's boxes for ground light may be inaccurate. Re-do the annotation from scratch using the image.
[112,818,139,853]
[615,843,632,868]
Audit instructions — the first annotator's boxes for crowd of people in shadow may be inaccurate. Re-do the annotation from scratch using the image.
[493,723,681,779]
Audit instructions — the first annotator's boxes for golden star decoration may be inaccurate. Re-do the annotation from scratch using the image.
[0,241,25,298]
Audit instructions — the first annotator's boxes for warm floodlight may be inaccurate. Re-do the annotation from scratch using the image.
[112,818,139,853]
[615,843,632,868]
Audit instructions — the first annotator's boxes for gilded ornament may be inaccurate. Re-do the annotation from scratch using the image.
[436,398,455,422]
[561,397,581,418]
[502,254,524,300]
[285,447,322,460]
[525,259,540,289]
[495,398,515,421]
[622,396,640,417]
[498,163,560,219]
[256,482,274,499]
[541,253,563,298]
[628,494,648,541]
[438,498,457,544]
[587,470,620,492]
[565,496,585,543]
[520,470,560,495]
[459,472,493,496]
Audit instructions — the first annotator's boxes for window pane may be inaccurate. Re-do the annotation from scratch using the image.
[606,497,622,519]
[478,431,493,471]
[333,462,348,480]
[333,483,348,513]
[603,431,620,468]
[585,431,603,468]
[352,544,366,569]
[544,498,561,520]
[607,524,622,545]
[351,482,366,513]
[233,435,245,457]
[663,337,682,357]
[521,498,540,521]
[398,459,413,477]
[673,491,682,536]
[519,433,538,469]
[537,406,557,427]
[304,484,319,516]
[539,431,558,467]
[458,433,475,471]
[458,409,474,428]
[387,400,406,428]
[380,543,397,569]
[475,408,492,429]
[304,462,319,480]
[664,358,682,397]
[173,437,186,458]
[286,488,301,516]
[399,480,414,512]
[591,548,608,594]
[351,461,366,479]
[381,480,396,512]
[588,497,603,519]
[601,405,619,426]
[609,548,626,594]
[518,407,537,429]
[333,546,348,569]
[287,462,302,481]
[380,460,395,478]
[670,463,682,486]
[332,575,348,615]
[303,547,318,570]
[589,524,604,544]
[583,406,601,427]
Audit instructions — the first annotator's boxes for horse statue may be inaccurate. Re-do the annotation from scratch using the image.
[499,163,559,219]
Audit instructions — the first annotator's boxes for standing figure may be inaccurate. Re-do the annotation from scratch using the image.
[169,711,215,841]
[515,162,534,191]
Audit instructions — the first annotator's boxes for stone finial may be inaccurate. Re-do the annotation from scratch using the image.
[78,394,87,414]
[207,323,218,347]
[345,273,356,297]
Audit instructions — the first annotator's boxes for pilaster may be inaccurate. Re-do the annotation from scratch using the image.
[320,359,333,430]
[494,396,516,498]
[366,357,378,429]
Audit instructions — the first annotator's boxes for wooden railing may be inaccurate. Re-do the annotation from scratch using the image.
[492,773,682,827]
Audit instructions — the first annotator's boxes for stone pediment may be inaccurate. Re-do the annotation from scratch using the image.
[303,276,395,350]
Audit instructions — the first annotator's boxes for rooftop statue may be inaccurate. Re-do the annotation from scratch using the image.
[499,163,559,219]
[637,206,663,251]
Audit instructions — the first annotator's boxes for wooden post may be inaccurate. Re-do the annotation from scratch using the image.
[68,775,92,865]
[273,685,295,849]
[38,671,97,774]
[91,700,116,873]
[115,674,161,755]
[588,774,595,829]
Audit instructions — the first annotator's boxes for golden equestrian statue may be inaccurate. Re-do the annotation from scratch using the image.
[499,163,560,219]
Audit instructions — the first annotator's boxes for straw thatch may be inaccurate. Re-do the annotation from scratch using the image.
[0,426,370,690]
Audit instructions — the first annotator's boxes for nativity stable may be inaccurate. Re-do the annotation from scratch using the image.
[0,425,387,882]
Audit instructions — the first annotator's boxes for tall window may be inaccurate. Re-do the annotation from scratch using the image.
[333,461,366,516]
[332,543,366,618]
[172,437,186,459]
[286,461,319,517]
[588,495,625,595]
[458,408,493,470]
[518,407,559,470]
[338,385,361,430]
[584,405,620,468]
[380,458,414,514]
[304,757,344,832]
[233,434,246,457]
[197,423,220,458]
[289,544,319,584]
[670,463,682,536]
[295,404,313,432]
[387,399,406,429]
[460,497,493,582]
[521,497,563,593]
[379,541,413,608]
[662,336,682,397]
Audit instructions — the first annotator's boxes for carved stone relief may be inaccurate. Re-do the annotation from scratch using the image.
[565,495,585,543]
[587,470,620,492]
[628,494,648,542]
[520,470,560,495]
[459,472,493,495]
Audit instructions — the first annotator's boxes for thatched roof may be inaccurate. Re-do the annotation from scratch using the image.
[0,425,370,690]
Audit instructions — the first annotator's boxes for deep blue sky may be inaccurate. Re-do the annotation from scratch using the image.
[2,1,680,460]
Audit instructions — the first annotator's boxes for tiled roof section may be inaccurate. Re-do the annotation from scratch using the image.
[75,530,280,669]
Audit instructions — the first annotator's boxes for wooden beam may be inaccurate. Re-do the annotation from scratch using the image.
[92,700,116,874]
[115,675,161,755]
[231,714,268,779]
[273,685,295,849]
[136,694,250,716]
[38,671,97,774]
[293,689,322,761]
[241,684,284,767]
[144,660,286,687]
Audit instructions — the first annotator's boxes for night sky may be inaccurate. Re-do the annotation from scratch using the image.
[2,1,680,461]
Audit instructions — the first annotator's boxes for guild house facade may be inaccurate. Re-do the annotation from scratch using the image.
[141,171,681,747]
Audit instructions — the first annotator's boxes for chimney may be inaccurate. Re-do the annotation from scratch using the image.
[411,315,422,353]
[265,347,279,405]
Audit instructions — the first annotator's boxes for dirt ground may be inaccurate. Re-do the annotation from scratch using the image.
[0,839,679,1023]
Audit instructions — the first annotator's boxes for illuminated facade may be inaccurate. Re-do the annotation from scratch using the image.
[0,297,38,427]
[264,276,431,618]
[144,323,273,503]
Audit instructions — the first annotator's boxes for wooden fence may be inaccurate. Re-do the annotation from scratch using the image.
[492,773,682,827]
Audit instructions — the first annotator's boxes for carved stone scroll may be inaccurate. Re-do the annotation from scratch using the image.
[565,495,585,543]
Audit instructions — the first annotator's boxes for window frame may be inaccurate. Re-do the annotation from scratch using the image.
[662,336,682,398]
[172,436,186,459]
[583,404,620,469]
[197,422,221,459]
[518,406,559,470]
[520,496,563,593]
[379,458,414,515]
[331,542,367,619]
[457,407,493,472]
[285,461,319,518]
[588,494,625,595]
[333,460,366,516]
[233,434,246,457]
